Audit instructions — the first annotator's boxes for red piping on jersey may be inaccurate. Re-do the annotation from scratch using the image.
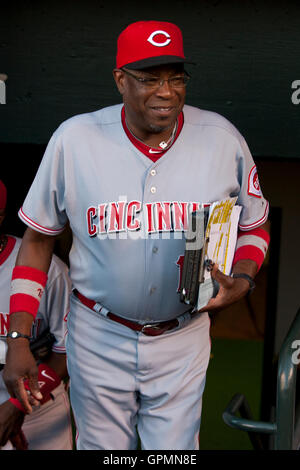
[237,227,270,244]
[238,201,269,231]
[121,106,184,162]
[0,236,16,266]
[18,207,64,235]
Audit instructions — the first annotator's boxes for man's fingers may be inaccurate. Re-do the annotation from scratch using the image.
[4,372,42,413]
[197,261,253,314]
[27,377,43,401]
[210,263,234,289]
[15,379,33,414]
[27,392,40,407]
[3,346,42,414]
[0,428,10,447]
[198,295,223,313]
[10,430,28,450]
[9,375,41,414]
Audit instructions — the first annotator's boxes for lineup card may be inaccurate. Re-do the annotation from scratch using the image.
[196,197,241,310]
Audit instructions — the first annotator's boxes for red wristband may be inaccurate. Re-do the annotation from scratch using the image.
[233,227,270,272]
[10,266,48,320]
[9,397,26,413]
[25,363,61,405]
[9,363,61,412]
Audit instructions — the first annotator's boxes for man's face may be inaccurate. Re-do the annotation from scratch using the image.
[113,64,186,137]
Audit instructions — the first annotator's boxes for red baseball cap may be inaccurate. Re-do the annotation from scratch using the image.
[116,20,193,70]
[0,180,7,210]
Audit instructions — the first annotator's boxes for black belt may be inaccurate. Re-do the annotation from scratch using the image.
[73,289,185,336]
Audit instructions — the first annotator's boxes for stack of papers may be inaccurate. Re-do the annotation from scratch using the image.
[197,197,241,310]
[179,197,241,310]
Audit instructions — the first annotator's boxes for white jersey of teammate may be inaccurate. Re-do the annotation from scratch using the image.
[18,104,269,323]
[0,236,73,450]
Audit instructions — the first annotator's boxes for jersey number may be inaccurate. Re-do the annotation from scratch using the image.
[176,255,185,292]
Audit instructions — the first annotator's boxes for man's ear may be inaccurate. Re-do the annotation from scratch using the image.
[112,69,125,95]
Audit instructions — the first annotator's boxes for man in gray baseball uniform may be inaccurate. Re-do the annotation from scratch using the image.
[3,21,270,450]
[0,180,73,450]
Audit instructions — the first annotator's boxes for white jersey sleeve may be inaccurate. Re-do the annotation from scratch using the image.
[19,129,68,235]
[235,133,269,231]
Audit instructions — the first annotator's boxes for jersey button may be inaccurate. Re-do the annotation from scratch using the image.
[150,287,156,294]
[150,186,156,194]
[152,246,158,253]
[150,169,156,176]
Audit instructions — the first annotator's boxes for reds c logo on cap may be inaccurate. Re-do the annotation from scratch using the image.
[147,30,171,47]
[248,165,262,198]
[116,20,190,70]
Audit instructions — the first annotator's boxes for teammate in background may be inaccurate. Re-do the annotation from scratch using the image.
[0,180,73,450]
[3,21,270,450]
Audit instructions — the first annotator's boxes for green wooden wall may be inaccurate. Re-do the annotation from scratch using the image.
[1,0,300,158]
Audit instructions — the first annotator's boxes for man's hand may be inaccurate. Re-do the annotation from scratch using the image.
[198,262,253,313]
[0,400,26,449]
[3,340,42,414]
[9,429,28,450]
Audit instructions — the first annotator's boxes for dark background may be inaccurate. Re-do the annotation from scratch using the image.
[1,1,300,154]
[0,0,300,447]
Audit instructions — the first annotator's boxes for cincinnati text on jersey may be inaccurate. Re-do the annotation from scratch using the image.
[86,200,210,237]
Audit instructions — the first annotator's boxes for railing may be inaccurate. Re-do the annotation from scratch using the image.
[223,308,300,450]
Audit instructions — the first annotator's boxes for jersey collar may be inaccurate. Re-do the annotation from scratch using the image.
[121,106,183,162]
[0,236,16,266]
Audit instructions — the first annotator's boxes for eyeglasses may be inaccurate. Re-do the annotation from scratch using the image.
[121,68,190,89]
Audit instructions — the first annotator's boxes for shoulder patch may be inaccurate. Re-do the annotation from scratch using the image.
[248,165,262,198]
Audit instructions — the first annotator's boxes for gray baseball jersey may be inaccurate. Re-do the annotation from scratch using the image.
[18,104,269,323]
